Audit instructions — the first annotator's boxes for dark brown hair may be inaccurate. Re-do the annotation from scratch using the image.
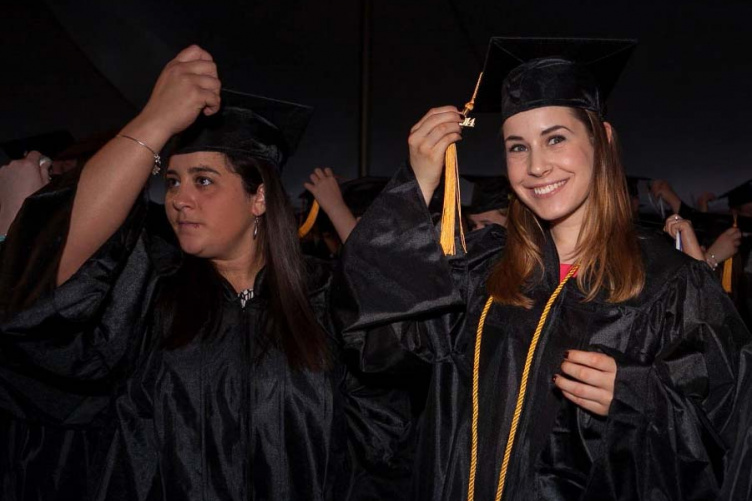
[159,153,329,371]
[488,108,645,307]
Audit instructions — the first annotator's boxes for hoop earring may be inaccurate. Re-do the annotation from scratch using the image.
[253,216,260,240]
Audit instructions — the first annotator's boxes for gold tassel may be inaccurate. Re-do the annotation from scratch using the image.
[298,200,320,238]
[722,214,738,293]
[438,72,483,256]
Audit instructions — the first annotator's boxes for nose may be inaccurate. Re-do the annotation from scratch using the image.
[527,149,552,178]
[170,187,193,211]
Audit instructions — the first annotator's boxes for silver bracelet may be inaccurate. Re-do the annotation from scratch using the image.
[117,134,162,175]
[706,253,719,271]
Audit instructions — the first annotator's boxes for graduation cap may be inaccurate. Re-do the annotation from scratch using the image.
[470,37,637,122]
[340,176,389,217]
[719,179,752,208]
[461,174,512,214]
[626,175,651,199]
[0,130,76,160]
[167,89,313,171]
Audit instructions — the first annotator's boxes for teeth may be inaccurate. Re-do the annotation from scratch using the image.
[533,180,566,196]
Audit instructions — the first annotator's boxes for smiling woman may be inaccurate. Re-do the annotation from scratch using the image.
[333,37,752,500]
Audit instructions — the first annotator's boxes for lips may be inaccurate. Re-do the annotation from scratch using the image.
[529,179,568,197]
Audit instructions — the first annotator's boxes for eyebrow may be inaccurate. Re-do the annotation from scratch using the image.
[165,165,222,176]
[504,124,574,142]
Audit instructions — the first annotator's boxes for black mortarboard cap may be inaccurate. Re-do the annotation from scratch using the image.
[719,179,752,208]
[461,174,512,214]
[626,175,651,199]
[472,38,636,122]
[167,89,313,170]
[340,176,389,217]
[1,130,76,159]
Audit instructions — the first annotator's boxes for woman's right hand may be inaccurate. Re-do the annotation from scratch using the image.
[125,45,222,147]
[407,106,463,204]
[707,226,742,263]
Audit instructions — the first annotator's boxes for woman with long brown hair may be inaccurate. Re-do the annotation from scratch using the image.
[334,38,752,500]
[0,45,411,500]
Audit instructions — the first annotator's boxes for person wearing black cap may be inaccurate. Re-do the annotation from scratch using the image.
[462,174,512,231]
[334,37,752,500]
[0,45,411,500]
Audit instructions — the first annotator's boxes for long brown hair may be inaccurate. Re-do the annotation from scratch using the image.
[159,153,329,371]
[488,108,644,307]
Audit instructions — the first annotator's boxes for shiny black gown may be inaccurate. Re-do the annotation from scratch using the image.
[0,175,413,500]
[333,165,752,500]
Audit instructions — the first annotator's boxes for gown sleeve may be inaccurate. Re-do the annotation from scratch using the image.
[0,173,160,425]
[331,163,467,374]
[541,259,752,500]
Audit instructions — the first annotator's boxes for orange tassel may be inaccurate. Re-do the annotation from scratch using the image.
[298,200,320,238]
[438,72,483,256]
[722,214,738,293]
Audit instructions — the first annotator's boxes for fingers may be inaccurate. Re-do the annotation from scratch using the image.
[201,89,222,115]
[410,106,461,134]
[564,350,617,373]
[559,389,610,416]
[553,350,617,416]
[173,44,213,63]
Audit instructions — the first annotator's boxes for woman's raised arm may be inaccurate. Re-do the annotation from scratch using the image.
[57,45,221,285]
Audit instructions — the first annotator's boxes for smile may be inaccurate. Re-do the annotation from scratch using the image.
[531,179,568,197]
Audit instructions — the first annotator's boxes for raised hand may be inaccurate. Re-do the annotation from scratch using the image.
[0,151,52,234]
[304,167,357,242]
[664,214,704,261]
[407,106,463,204]
[707,226,742,263]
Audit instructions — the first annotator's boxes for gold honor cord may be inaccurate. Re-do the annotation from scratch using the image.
[721,214,737,293]
[298,200,320,238]
[467,265,579,501]
[439,72,483,256]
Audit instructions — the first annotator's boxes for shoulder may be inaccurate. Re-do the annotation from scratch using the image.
[634,230,718,305]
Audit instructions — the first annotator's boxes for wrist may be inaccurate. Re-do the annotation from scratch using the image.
[122,115,174,153]
[705,251,719,271]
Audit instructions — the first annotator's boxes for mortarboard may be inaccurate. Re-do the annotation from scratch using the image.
[438,38,637,256]
[167,89,313,171]
[719,179,752,208]
[461,174,512,214]
[340,176,389,217]
[471,37,637,122]
[1,130,76,160]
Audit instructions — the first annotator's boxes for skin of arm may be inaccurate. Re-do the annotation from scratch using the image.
[57,45,222,285]
[304,167,357,243]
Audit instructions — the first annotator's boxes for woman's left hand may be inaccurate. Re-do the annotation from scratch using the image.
[554,350,617,416]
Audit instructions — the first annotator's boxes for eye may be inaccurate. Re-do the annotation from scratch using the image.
[508,143,527,153]
[548,135,566,145]
[196,176,213,187]
[165,177,180,189]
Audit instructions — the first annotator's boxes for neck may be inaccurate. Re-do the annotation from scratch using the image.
[549,214,583,265]
[212,247,264,293]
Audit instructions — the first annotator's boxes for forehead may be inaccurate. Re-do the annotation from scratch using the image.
[167,151,230,172]
[502,106,579,134]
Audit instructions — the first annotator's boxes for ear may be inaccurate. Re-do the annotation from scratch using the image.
[603,122,614,144]
[251,184,267,216]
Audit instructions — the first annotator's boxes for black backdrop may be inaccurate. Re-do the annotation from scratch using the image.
[3,0,751,206]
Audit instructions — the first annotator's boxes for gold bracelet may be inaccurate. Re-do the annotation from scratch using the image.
[117,134,162,175]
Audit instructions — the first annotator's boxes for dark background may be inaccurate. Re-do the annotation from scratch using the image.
[3,0,751,207]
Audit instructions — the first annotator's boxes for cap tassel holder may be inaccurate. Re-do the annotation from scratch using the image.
[298,200,320,238]
[439,72,483,256]
[721,214,737,293]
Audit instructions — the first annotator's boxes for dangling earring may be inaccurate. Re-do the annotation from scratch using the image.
[253,216,260,240]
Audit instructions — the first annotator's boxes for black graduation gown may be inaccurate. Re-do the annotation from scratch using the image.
[0,174,413,500]
[333,165,752,500]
